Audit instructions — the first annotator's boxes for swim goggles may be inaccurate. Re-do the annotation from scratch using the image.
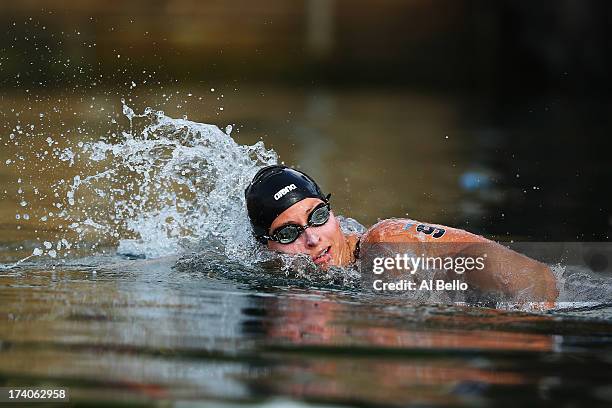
[262,195,332,244]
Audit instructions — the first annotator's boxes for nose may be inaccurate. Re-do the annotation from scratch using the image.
[303,227,320,248]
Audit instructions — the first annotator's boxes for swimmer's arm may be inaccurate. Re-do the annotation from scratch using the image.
[361,219,558,302]
[459,241,558,303]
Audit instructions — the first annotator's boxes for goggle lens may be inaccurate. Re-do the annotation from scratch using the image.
[276,226,300,244]
[308,205,330,226]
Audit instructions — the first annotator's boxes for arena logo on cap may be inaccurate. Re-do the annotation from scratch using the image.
[274,184,297,200]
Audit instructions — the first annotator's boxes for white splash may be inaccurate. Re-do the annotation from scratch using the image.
[53,103,278,259]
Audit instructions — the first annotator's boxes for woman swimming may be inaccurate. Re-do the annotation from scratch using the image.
[245,165,558,302]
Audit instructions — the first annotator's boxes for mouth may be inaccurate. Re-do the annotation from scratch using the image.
[313,246,332,265]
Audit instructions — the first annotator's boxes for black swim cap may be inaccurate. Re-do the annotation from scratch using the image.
[245,165,327,242]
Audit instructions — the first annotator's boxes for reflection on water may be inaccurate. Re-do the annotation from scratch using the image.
[1,86,612,406]
[1,258,612,406]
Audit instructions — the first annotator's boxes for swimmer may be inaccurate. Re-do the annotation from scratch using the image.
[245,165,558,302]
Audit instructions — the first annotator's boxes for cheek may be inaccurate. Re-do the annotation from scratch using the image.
[321,215,343,242]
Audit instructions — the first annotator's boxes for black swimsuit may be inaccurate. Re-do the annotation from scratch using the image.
[353,236,361,260]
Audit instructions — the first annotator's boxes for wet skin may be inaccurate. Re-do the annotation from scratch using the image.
[267,198,357,269]
[267,199,558,303]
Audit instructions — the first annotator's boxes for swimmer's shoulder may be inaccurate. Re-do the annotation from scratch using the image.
[360,218,417,244]
[360,218,484,244]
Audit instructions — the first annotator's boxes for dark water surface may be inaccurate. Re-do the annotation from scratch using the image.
[1,86,612,406]
[2,257,612,407]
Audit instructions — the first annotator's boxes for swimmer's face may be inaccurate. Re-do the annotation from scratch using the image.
[267,198,345,269]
